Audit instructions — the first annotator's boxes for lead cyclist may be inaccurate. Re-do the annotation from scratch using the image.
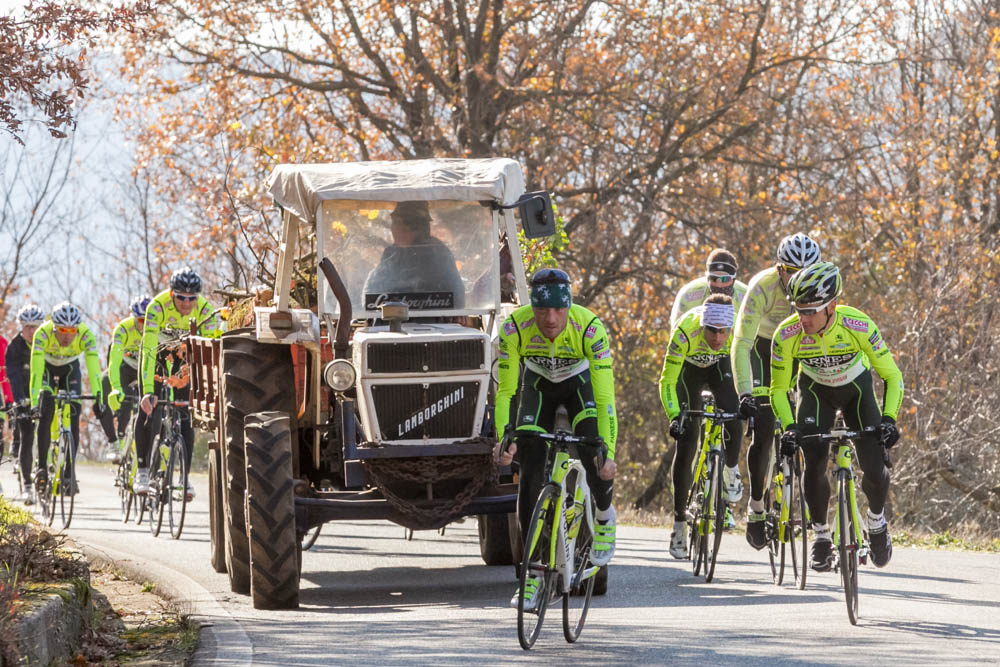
[495,268,618,611]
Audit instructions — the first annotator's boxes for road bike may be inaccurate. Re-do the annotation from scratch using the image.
[114,397,140,523]
[762,398,810,589]
[36,391,96,529]
[682,394,741,582]
[509,430,605,650]
[2,402,29,498]
[143,395,191,539]
[801,422,881,625]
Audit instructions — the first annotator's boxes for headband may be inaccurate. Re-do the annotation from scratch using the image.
[702,301,734,329]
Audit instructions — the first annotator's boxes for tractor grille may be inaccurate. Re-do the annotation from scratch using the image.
[366,340,485,374]
[372,381,480,440]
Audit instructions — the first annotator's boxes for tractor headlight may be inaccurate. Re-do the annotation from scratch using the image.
[323,359,356,392]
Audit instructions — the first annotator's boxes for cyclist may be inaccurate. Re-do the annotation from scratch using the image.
[495,268,618,610]
[732,232,822,551]
[136,268,222,498]
[6,304,45,504]
[97,295,151,464]
[770,262,903,570]
[0,330,12,496]
[669,248,749,328]
[28,302,104,495]
[659,293,743,558]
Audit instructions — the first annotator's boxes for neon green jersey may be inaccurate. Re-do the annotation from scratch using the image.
[731,266,792,395]
[669,276,748,329]
[496,303,618,458]
[29,320,102,406]
[659,306,734,420]
[769,304,904,429]
[140,289,222,394]
[109,316,143,389]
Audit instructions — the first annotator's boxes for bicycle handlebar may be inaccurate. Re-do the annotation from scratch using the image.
[800,426,877,444]
[498,428,608,469]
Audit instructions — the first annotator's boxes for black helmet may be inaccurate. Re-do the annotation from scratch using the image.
[170,267,202,294]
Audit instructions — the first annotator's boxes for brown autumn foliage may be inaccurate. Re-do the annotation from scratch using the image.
[111,0,999,535]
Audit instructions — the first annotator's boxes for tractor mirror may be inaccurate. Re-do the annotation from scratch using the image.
[516,191,556,239]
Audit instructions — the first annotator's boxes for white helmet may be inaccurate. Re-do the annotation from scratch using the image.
[51,301,83,327]
[776,233,821,269]
[15,304,46,326]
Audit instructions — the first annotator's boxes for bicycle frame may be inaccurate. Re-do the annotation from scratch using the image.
[830,440,867,565]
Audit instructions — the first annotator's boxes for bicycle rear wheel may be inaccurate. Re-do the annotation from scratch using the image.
[168,441,188,539]
[518,485,558,650]
[792,459,809,590]
[39,476,55,526]
[302,524,322,551]
[563,483,596,643]
[58,434,75,530]
[838,474,859,624]
[705,452,725,583]
[765,480,784,586]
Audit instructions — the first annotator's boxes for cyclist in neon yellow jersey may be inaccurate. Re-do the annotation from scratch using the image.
[659,293,743,558]
[732,233,822,551]
[669,248,749,328]
[135,268,222,498]
[28,302,104,494]
[496,268,618,610]
[96,295,150,463]
[771,262,903,570]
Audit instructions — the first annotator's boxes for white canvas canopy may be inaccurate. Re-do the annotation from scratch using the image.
[267,158,526,224]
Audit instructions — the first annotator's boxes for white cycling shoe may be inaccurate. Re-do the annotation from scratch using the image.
[510,575,541,610]
[723,466,743,503]
[134,468,151,495]
[669,522,688,559]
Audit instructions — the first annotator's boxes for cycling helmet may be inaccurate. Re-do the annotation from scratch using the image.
[15,303,46,326]
[787,261,842,305]
[170,267,202,294]
[776,233,821,269]
[130,294,153,319]
[51,301,83,327]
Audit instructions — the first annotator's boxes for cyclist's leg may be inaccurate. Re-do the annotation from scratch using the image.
[65,362,83,481]
[134,381,165,470]
[798,377,836,523]
[710,358,742,469]
[96,370,118,444]
[671,363,705,521]
[841,371,888,514]
[174,384,195,472]
[36,365,58,483]
[17,410,35,488]
[513,369,558,547]
[116,368,139,440]
[746,335,775,504]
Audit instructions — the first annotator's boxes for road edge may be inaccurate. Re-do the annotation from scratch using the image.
[78,542,253,666]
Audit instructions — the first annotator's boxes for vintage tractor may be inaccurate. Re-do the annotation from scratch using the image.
[188,158,555,609]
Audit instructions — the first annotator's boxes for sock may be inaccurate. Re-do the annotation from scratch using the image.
[749,498,765,513]
[813,523,831,540]
[672,520,685,535]
[866,510,886,530]
[726,465,739,480]
[596,504,615,523]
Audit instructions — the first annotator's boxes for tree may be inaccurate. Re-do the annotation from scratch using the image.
[0,1,153,142]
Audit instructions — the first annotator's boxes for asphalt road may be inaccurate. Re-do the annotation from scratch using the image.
[3,461,999,665]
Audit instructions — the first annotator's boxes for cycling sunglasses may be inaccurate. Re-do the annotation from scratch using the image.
[55,326,78,335]
[173,293,198,302]
[778,263,802,274]
[703,325,731,335]
[707,273,735,284]
[794,302,829,316]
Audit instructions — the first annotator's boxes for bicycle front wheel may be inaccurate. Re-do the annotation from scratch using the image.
[58,434,75,530]
[563,482,596,643]
[688,469,708,577]
[518,484,558,650]
[705,453,725,583]
[148,443,166,537]
[765,480,784,586]
[838,474,859,624]
[792,459,809,590]
[167,441,188,539]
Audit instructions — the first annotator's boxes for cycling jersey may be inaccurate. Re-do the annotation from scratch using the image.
[0,335,12,405]
[659,305,734,420]
[769,304,904,429]
[496,303,618,458]
[109,316,143,389]
[140,289,221,394]
[28,321,102,406]
[732,266,793,395]
[670,276,748,329]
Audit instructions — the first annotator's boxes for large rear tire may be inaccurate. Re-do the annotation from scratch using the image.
[478,513,515,566]
[245,411,300,610]
[220,333,297,595]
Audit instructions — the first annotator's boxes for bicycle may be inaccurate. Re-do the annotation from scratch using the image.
[507,430,606,650]
[36,391,96,530]
[763,402,810,589]
[800,422,881,625]
[2,402,29,498]
[681,394,742,582]
[143,395,191,539]
[113,397,140,523]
